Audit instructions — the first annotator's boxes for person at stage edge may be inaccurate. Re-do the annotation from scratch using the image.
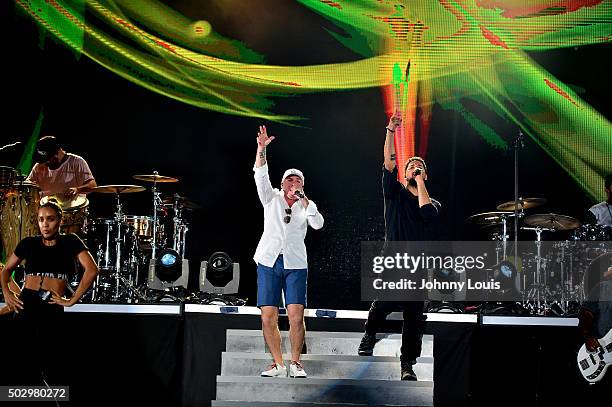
[253,125,324,378]
[26,135,97,198]
[585,173,612,227]
[0,199,99,384]
[358,114,441,381]
[578,262,612,396]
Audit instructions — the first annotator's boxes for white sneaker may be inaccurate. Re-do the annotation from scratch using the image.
[289,361,307,378]
[261,362,287,377]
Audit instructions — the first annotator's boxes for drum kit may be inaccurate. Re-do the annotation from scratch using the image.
[0,166,199,303]
[467,197,612,315]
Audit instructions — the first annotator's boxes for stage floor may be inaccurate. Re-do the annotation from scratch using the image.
[0,303,598,407]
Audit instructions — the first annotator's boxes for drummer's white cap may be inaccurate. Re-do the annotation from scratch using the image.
[282,168,304,185]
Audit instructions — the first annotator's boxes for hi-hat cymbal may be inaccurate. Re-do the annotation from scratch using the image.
[496,197,546,211]
[91,185,146,194]
[465,211,518,226]
[524,213,581,231]
[163,195,201,210]
[133,174,179,183]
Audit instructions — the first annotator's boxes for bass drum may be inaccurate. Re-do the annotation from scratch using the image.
[0,181,40,257]
[87,218,137,272]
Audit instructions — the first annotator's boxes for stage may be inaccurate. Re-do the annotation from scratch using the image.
[0,303,601,406]
[2,2,611,406]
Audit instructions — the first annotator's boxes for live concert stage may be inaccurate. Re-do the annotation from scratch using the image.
[2,1,612,406]
[0,303,599,406]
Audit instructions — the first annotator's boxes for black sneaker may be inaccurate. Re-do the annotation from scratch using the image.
[358,333,377,356]
[400,363,417,381]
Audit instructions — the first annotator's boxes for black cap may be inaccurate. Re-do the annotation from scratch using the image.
[33,136,60,164]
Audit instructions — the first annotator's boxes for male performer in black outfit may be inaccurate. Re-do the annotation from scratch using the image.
[358,114,441,381]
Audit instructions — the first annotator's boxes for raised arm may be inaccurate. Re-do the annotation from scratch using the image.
[255,125,275,168]
[384,115,401,172]
[254,125,276,205]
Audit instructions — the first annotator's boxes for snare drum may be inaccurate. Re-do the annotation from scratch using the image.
[125,215,164,246]
[40,195,89,235]
[0,181,40,256]
[125,215,153,239]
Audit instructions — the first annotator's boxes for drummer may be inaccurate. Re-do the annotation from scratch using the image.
[26,135,97,199]
[585,174,612,227]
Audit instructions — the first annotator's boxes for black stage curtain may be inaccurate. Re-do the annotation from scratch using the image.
[182,313,261,407]
[432,322,474,407]
[0,312,182,406]
[471,324,606,407]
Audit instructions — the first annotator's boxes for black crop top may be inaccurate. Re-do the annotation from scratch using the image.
[13,234,88,280]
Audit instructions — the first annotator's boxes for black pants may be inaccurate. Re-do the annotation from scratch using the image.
[11,288,64,385]
[364,300,426,365]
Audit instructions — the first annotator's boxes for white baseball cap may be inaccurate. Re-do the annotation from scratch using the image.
[282,168,304,185]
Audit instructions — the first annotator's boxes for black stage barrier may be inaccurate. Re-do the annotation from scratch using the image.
[472,317,608,407]
[0,308,183,406]
[2,307,606,407]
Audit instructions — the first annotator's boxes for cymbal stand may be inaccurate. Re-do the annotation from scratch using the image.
[512,132,524,279]
[172,194,188,258]
[558,241,568,313]
[150,171,164,258]
[113,192,125,300]
[522,226,553,314]
[500,213,512,261]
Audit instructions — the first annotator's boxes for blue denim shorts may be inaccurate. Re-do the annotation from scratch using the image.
[257,255,307,307]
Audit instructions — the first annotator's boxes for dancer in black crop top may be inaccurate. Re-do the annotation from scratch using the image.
[0,199,99,385]
[1,200,99,311]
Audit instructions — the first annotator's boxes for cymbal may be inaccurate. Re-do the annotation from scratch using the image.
[496,198,546,211]
[133,174,179,183]
[163,195,201,210]
[524,213,581,231]
[91,185,146,194]
[465,211,518,226]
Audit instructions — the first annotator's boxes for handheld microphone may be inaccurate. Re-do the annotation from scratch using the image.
[413,168,422,177]
[294,190,305,199]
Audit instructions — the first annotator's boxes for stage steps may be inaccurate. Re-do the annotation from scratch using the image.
[212,330,434,406]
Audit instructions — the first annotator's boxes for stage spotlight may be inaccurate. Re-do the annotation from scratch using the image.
[200,251,240,295]
[147,248,189,290]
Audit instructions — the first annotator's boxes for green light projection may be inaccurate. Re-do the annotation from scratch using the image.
[14,0,612,200]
